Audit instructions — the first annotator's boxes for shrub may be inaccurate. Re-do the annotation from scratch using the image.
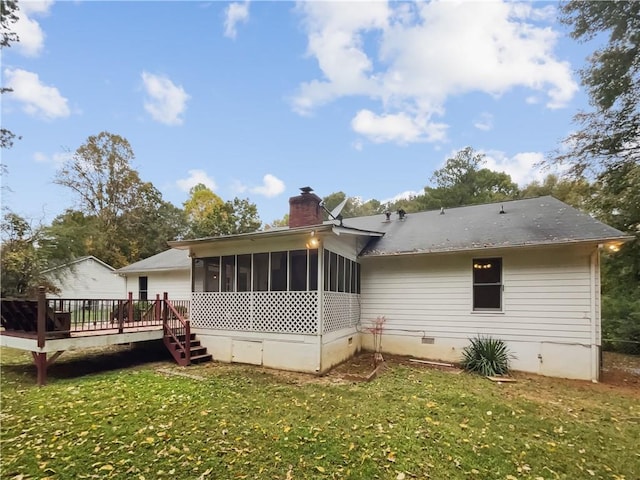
[460,336,514,376]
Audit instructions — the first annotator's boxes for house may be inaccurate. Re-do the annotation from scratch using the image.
[166,189,629,381]
[42,256,126,299]
[115,248,191,301]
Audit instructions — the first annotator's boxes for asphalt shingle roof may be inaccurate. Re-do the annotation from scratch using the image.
[115,248,190,273]
[339,196,628,256]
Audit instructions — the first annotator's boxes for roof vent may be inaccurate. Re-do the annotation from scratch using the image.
[398,209,406,220]
[384,211,391,222]
[440,207,445,215]
[499,205,506,214]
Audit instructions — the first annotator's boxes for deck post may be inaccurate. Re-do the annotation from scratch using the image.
[127,292,134,325]
[37,286,46,348]
[32,351,47,386]
[118,300,124,333]
[155,294,161,322]
[162,292,168,324]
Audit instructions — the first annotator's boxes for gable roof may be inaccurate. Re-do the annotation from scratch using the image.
[41,255,115,274]
[340,196,630,257]
[115,248,191,274]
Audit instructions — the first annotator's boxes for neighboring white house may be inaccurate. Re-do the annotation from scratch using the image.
[42,256,126,299]
[162,189,629,381]
[115,248,191,301]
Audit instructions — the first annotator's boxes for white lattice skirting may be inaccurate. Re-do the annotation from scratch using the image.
[323,292,360,333]
[191,291,361,335]
[191,291,319,334]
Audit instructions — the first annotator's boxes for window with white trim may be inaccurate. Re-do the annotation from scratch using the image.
[472,258,502,310]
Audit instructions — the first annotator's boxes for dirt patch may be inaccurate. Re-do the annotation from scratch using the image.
[600,351,640,391]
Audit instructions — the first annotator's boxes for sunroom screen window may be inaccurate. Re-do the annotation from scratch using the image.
[289,250,307,291]
[206,257,220,292]
[329,252,338,291]
[193,259,205,292]
[222,256,235,292]
[308,249,318,291]
[271,251,287,291]
[237,254,251,292]
[253,253,269,291]
[473,258,502,310]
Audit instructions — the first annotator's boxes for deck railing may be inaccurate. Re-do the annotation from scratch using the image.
[162,293,191,366]
[47,292,166,334]
[1,289,191,345]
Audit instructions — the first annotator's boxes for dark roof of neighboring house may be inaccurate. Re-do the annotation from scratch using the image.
[116,248,191,274]
[339,196,629,257]
[41,255,115,274]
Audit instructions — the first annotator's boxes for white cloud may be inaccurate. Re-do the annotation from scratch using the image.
[380,189,422,205]
[12,0,53,57]
[235,174,286,198]
[294,0,578,144]
[473,112,494,131]
[33,151,70,167]
[250,174,286,198]
[176,169,217,192]
[224,1,250,39]
[292,1,389,115]
[141,72,190,126]
[4,68,70,119]
[482,151,551,185]
[351,109,447,145]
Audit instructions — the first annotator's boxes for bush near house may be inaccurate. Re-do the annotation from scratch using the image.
[460,335,514,377]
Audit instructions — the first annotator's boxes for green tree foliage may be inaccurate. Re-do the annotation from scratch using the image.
[0,213,58,297]
[41,210,99,267]
[1,0,20,149]
[557,1,640,348]
[264,213,289,229]
[593,162,640,351]
[520,174,593,209]
[322,191,384,219]
[227,197,261,234]
[557,1,640,175]
[53,132,185,267]
[183,184,260,238]
[412,147,519,211]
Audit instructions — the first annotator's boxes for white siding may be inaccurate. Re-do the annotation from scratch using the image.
[360,244,600,380]
[48,258,126,299]
[124,270,191,300]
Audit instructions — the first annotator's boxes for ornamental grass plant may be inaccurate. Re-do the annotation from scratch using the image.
[460,335,514,376]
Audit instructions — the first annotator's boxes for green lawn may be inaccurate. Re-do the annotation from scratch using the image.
[1,345,638,480]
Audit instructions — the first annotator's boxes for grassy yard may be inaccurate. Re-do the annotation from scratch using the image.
[1,344,638,480]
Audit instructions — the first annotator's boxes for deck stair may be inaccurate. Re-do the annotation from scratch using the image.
[161,294,211,366]
[165,333,212,365]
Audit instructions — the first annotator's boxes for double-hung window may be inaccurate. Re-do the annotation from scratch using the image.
[472,258,502,310]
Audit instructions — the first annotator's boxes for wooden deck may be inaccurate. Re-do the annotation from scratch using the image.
[1,289,195,385]
[1,325,164,353]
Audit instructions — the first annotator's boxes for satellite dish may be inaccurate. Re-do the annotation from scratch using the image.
[330,198,348,220]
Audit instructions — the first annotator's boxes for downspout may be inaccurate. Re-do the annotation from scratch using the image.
[590,247,601,382]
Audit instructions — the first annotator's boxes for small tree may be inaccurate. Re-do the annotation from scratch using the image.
[366,316,386,366]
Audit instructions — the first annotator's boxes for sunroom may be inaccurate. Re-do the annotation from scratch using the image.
[169,189,382,374]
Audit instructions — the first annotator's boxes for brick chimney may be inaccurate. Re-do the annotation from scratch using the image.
[289,187,323,228]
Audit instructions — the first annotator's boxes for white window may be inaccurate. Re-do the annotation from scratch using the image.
[472,258,502,310]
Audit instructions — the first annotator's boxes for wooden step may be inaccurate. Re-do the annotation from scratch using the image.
[168,339,201,349]
[180,346,207,358]
[190,353,212,364]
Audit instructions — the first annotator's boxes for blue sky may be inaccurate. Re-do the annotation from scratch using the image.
[2,0,598,226]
